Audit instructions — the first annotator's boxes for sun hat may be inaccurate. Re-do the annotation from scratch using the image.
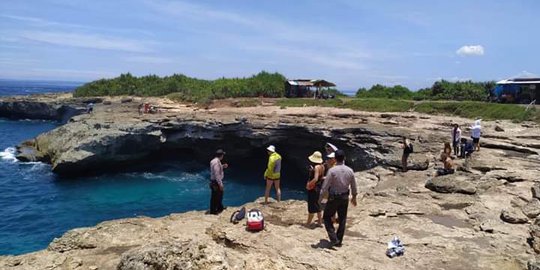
[267,145,276,152]
[325,142,338,151]
[327,152,335,158]
[308,151,323,164]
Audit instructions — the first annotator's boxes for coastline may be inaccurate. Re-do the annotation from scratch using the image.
[1,93,540,269]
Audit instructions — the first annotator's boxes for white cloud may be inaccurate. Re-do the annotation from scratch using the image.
[144,0,372,71]
[456,45,484,56]
[18,31,152,53]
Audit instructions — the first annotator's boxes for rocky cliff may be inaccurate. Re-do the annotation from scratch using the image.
[1,96,540,269]
[0,94,88,122]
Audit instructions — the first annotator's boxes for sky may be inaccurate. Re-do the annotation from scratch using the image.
[0,0,538,91]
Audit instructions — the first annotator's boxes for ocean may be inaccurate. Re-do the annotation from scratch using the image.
[0,80,304,255]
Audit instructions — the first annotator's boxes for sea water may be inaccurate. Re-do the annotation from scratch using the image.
[0,81,304,255]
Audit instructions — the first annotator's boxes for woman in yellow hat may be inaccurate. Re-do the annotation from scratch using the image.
[306,151,325,227]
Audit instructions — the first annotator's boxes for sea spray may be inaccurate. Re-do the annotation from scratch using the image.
[0,147,17,162]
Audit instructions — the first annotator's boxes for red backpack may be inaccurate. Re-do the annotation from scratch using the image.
[246,209,264,231]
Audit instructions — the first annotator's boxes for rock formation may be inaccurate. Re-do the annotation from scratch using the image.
[1,94,539,269]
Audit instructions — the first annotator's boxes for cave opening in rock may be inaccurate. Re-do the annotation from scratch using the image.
[156,126,379,189]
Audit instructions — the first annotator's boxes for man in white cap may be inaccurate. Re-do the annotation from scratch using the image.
[325,142,338,156]
[264,145,282,204]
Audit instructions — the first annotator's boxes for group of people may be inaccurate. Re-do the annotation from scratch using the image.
[208,142,358,248]
[138,103,158,115]
[400,119,483,176]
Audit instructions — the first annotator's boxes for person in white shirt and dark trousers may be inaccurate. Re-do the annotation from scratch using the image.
[209,149,228,215]
[320,150,358,247]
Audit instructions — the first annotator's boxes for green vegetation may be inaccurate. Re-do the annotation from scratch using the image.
[276,98,413,112]
[276,98,538,122]
[74,71,287,102]
[415,101,538,122]
[356,84,413,99]
[356,80,496,101]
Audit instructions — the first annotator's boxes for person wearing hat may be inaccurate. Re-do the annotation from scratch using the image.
[306,151,325,227]
[209,149,228,214]
[325,142,338,156]
[320,149,358,247]
[470,119,482,152]
[264,145,282,204]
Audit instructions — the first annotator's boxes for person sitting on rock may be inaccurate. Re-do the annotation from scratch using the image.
[441,142,452,161]
[436,153,455,176]
[459,138,475,158]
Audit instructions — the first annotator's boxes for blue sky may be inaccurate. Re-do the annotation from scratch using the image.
[0,0,538,90]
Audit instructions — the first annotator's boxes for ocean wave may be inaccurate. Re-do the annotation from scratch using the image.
[0,147,17,162]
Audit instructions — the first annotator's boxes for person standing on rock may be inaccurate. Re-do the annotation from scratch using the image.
[209,149,228,214]
[401,137,413,172]
[306,151,325,227]
[325,142,338,156]
[470,119,482,152]
[264,145,282,204]
[451,124,461,156]
[320,150,357,247]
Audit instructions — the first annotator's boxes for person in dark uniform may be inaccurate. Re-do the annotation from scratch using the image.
[320,150,358,247]
[209,149,228,214]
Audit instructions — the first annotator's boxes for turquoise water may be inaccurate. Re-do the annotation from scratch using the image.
[0,80,305,255]
[0,119,304,255]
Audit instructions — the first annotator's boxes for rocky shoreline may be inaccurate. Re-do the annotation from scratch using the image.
[1,93,540,269]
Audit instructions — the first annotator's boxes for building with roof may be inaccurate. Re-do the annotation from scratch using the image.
[285,79,336,98]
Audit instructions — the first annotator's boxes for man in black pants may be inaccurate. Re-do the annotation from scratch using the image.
[320,149,358,247]
[209,149,228,214]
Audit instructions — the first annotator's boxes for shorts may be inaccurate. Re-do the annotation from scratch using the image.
[266,177,280,181]
[472,137,480,144]
[307,188,321,213]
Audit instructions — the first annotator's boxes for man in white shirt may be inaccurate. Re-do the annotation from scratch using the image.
[209,149,228,214]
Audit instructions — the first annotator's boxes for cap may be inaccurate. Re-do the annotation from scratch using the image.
[215,149,226,155]
[267,145,276,152]
[327,152,335,158]
[325,142,338,151]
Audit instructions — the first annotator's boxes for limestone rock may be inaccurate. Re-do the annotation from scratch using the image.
[425,176,477,195]
[480,221,494,233]
[533,183,540,199]
[117,240,228,270]
[529,260,540,270]
[523,199,540,219]
[482,170,531,183]
[48,229,98,252]
[500,208,528,224]
[530,218,540,253]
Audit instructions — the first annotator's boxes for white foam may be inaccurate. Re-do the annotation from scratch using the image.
[0,147,17,163]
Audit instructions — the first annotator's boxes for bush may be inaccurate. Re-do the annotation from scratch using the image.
[356,80,496,101]
[414,101,536,122]
[74,71,287,102]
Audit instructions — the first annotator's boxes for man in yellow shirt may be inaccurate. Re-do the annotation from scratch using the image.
[264,145,282,204]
